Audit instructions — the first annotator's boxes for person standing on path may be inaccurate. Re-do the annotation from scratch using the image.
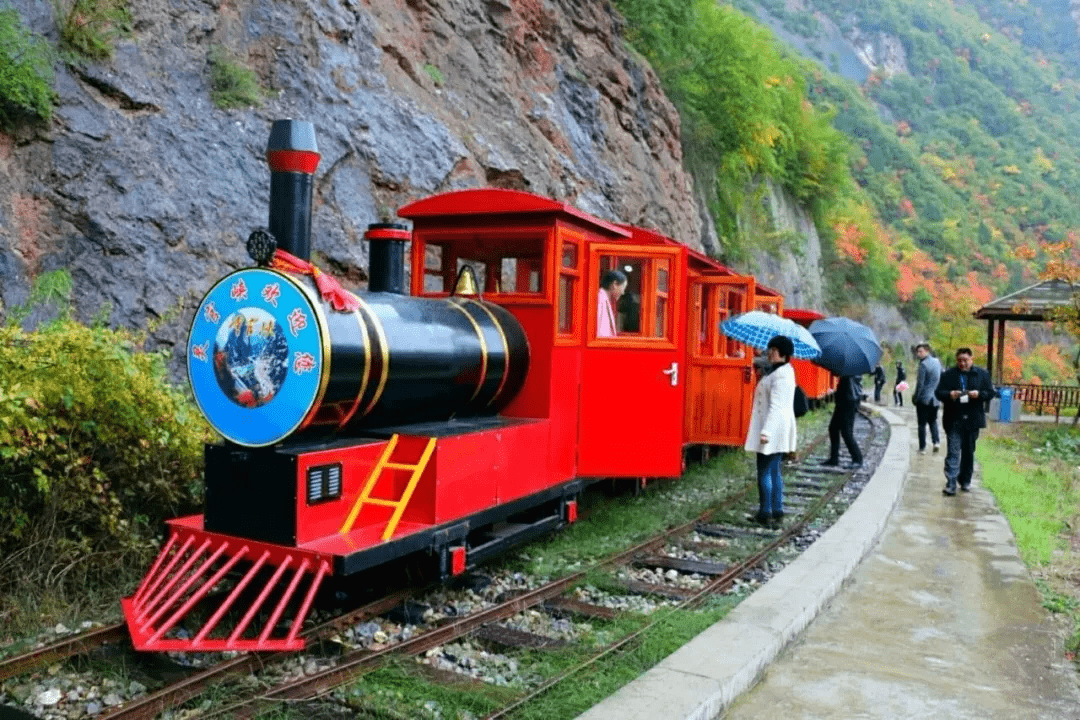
[823,374,863,469]
[913,343,942,455]
[743,335,797,525]
[893,361,906,406]
[872,364,886,404]
[935,347,995,495]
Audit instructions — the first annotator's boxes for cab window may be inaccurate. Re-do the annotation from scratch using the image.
[420,235,547,297]
[596,254,673,341]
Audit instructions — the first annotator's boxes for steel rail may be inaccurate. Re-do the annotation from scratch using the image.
[0,624,128,682]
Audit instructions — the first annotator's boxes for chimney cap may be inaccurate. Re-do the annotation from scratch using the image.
[267,119,318,153]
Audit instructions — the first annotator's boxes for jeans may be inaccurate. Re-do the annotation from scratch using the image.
[756,452,784,517]
[944,425,980,490]
[915,402,940,449]
[894,388,903,406]
[874,383,884,403]
[828,404,863,464]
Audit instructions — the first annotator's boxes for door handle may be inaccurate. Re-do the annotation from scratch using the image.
[662,362,678,386]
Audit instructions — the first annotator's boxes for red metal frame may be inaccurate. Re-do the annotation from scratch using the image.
[122,521,332,651]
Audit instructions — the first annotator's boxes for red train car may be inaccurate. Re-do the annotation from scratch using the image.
[783,308,835,405]
[122,121,771,654]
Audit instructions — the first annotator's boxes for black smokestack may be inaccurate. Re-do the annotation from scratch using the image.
[365,223,409,294]
[265,120,320,261]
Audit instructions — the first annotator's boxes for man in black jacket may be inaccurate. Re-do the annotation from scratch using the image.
[823,375,863,468]
[935,347,995,495]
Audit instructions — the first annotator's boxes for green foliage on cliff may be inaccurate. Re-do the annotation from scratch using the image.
[616,0,853,260]
[0,7,55,127]
[208,45,264,109]
[53,0,130,61]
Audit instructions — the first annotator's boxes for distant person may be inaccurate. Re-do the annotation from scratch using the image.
[823,374,863,469]
[893,361,906,406]
[913,343,943,455]
[872,364,886,404]
[596,270,626,338]
[935,348,995,495]
[744,335,797,525]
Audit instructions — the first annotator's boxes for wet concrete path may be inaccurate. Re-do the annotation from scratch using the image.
[722,406,1080,719]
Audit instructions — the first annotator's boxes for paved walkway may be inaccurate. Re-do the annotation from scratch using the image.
[576,407,1080,720]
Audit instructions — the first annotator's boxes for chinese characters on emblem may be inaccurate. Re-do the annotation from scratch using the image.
[203,302,220,324]
[191,340,209,362]
[293,351,316,374]
[230,278,248,301]
[287,307,308,337]
[261,283,282,307]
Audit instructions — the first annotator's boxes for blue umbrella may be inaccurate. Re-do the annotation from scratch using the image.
[808,317,882,376]
[719,310,822,360]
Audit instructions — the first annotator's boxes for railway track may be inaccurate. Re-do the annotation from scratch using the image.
[0,409,883,720]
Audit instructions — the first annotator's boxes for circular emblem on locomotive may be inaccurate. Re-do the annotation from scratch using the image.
[214,308,289,408]
[188,268,327,447]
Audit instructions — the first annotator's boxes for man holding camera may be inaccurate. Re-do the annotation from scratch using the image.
[935,347,995,496]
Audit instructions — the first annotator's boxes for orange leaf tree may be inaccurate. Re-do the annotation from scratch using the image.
[1035,237,1080,382]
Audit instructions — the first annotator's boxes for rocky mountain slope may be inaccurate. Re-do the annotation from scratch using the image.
[7,0,803,364]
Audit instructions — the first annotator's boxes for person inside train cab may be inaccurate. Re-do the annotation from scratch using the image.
[597,269,627,338]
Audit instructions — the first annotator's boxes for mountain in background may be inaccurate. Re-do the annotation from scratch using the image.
[737,0,1080,379]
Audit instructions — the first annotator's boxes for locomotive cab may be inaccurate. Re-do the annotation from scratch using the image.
[400,190,713,481]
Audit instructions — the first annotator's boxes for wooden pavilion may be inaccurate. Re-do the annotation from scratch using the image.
[974,279,1079,422]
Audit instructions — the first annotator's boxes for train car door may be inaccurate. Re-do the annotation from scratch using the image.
[577,244,685,477]
[686,275,755,445]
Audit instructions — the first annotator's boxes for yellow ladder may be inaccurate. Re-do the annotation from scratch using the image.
[339,434,437,541]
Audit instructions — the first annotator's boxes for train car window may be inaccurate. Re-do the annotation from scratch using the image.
[591,245,680,346]
[562,244,577,269]
[423,245,444,292]
[696,284,716,356]
[598,255,644,335]
[558,275,574,332]
[557,239,580,336]
[424,274,445,292]
[486,257,543,293]
[653,260,670,339]
[417,236,549,299]
[724,288,748,358]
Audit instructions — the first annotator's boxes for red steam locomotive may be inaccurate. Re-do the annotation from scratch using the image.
[121,120,819,653]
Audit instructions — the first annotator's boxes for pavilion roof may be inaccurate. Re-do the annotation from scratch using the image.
[973,279,1078,321]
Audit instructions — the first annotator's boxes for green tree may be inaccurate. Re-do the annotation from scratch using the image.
[0,7,54,127]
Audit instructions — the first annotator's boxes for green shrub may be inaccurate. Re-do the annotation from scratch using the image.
[53,0,130,61]
[208,45,263,109]
[0,281,212,600]
[0,7,55,127]
[423,63,445,87]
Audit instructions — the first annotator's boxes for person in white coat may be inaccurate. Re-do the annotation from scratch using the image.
[744,335,798,525]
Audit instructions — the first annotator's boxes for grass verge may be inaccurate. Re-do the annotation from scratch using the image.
[978,423,1080,659]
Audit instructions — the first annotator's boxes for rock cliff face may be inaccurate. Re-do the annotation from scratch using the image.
[1,0,825,370]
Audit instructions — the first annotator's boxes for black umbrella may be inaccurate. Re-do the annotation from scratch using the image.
[808,317,883,377]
